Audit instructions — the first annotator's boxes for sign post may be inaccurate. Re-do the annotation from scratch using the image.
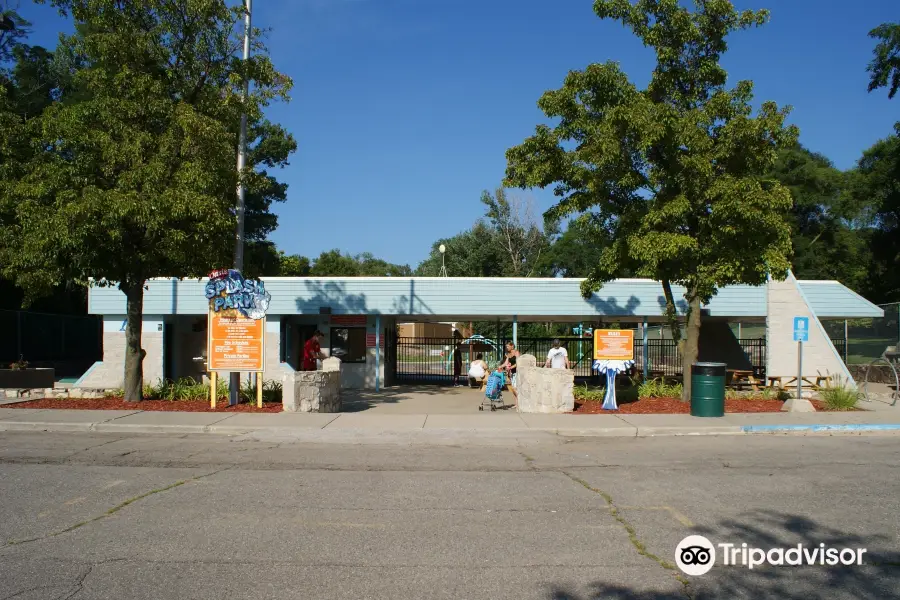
[592,330,636,410]
[783,316,816,413]
[205,269,271,408]
[793,316,809,400]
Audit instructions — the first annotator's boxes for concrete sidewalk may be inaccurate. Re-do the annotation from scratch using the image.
[2,405,900,440]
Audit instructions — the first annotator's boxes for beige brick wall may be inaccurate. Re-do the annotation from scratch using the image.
[767,274,854,386]
[78,331,163,389]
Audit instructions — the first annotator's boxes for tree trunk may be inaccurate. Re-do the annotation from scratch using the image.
[681,291,702,402]
[660,279,682,344]
[122,282,146,402]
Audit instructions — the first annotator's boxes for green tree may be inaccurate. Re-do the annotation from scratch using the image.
[771,144,872,292]
[848,126,900,302]
[867,22,900,99]
[277,252,311,277]
[504,0,797,400]
[416,188,551,278]
[542,216,616,278]
[480,188,549,276]
[415,222,508,277]
[308,249,410,277]
[0,0,291,400]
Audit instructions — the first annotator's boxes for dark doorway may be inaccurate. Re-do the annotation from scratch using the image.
[163,321,174,381]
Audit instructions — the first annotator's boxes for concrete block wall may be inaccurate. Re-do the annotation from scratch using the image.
[77,316,164,389]
[766,273,854,386]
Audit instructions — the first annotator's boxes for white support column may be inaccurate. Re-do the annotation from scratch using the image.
[512,316,518,349]
[375,315,381,392]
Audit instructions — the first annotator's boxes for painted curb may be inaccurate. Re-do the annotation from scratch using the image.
[741,424,900,433]
[4,420,900,437]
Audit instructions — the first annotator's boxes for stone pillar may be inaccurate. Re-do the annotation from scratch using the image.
[322,357,341,372]
[283,370,342,413]
[517,354,575,413]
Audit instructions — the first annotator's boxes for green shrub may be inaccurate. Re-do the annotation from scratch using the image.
[820,379,860,411]
[574,383,605,402]
[638,379,683,399]
[240,379,283,403]
[141,377,229,402]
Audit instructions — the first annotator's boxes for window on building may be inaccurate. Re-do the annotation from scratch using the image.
[330,327,367,363]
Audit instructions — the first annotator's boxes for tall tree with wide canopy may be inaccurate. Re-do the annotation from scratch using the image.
[771,144,872,292]
[849,126,900,303]
[505,0,797,400]
[0,0,292,400]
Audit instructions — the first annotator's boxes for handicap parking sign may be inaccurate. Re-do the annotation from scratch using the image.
[793,317,809,342]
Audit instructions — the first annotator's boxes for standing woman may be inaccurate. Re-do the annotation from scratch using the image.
[302,330,327,371]
[500,341,520,404]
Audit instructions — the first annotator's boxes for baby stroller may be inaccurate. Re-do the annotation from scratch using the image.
[479,370,506,411]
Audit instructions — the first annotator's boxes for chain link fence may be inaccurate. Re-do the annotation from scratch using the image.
[821,303,899,365]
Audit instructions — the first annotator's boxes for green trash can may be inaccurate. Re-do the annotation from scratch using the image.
[690,362,726,417]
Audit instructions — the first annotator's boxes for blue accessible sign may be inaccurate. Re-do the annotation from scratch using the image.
[793,317,810,342]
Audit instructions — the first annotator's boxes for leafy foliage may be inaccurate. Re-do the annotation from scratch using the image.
[637,378,683,400]
[867,22,900,100]
[771,144,873,292]
[504,0,798,399]
[847,125,900,303]
[0,0,293,400]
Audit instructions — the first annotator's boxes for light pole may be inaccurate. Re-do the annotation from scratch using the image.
[230,0,252,407]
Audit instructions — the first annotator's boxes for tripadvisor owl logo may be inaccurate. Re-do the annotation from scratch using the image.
[676,535,716,576]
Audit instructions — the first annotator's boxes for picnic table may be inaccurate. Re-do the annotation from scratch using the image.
[726,369,762,391]
[767,375,832,391]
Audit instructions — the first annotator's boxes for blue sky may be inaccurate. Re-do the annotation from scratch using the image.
[17,0,900,268]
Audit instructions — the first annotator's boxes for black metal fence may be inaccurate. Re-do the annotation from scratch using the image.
[0,310,102,366]
[393,335,773,383]
[831,338,848,363]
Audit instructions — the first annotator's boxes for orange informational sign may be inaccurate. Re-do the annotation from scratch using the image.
[208,311,265,372]
[593,329,635,361]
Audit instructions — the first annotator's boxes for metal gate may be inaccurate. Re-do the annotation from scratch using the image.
[393,334,771,383]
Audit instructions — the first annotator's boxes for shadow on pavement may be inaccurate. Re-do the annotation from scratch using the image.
[546,510,900,599]
[339,384,472,412]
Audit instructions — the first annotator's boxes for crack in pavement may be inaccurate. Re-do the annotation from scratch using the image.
[62,437,129,460]
[2,466,233,549]
[562,471,694,600]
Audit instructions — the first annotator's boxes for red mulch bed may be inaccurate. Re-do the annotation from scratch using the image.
[573,397,835,414]
[7,397,283,413]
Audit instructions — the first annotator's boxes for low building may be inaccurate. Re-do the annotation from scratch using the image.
[78,274,883,390]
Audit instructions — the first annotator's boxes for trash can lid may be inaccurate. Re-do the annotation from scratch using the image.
[694,362,727,367]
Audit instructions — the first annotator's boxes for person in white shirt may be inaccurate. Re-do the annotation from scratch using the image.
[545,339,570,369]
[468,353,488,387]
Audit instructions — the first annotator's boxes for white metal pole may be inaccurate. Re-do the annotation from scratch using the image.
[230,0,252,406]
[797,340,803,400]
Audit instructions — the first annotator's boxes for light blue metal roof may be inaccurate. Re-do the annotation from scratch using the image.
[87,277,884,320]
